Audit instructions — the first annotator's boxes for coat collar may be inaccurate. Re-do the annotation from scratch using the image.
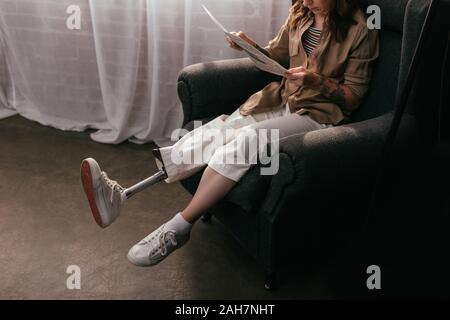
[290,11,331,69]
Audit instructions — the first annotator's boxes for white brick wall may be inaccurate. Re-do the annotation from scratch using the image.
[0,0,291,132]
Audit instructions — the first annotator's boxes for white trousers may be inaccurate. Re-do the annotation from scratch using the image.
[158,105,332,183]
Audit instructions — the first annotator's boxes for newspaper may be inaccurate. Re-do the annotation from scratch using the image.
[202,5,287,77]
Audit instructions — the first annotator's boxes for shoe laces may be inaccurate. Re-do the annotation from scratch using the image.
[101,171,124,203]
[143,228,178,257]
[159,231,177,256]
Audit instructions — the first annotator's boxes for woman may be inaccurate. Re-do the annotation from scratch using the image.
[81,0,379,267]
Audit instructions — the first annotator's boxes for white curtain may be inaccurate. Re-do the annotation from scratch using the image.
[0,0,291,145]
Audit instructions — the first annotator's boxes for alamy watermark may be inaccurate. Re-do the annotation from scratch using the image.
[64,4,382,31]
[66,265,81,290]
[367,5,381,30]
[66,5,81,30]
[170,121,280,176]
[366,265,381,290]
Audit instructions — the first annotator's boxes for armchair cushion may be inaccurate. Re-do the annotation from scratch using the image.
[177,58,280,125]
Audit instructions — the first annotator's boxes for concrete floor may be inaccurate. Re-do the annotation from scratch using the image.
[0,115,336,300]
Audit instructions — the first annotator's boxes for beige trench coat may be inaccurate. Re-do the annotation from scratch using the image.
[239,9,380,126]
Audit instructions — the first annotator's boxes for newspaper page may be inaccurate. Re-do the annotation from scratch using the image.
[202,5,287,77]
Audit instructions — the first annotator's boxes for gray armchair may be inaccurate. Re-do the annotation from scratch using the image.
[176,0,443,290]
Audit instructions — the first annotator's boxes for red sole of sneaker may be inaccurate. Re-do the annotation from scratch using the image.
[80,160,104,228]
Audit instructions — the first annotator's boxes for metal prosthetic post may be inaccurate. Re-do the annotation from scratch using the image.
[123,170,167,199]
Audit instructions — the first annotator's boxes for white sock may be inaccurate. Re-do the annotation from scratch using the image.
[164,212,192,235]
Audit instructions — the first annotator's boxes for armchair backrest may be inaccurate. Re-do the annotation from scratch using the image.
[352,0,431,122]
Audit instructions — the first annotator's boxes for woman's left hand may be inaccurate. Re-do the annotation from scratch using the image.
[284,66,318,94]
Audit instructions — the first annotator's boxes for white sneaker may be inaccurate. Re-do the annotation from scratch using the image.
[80,158,126,228]
[127,224,190,267]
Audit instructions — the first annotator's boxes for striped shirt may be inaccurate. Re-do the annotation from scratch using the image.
[302,26,322,56]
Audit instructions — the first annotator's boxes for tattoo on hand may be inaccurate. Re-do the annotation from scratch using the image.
[316,75,347,108]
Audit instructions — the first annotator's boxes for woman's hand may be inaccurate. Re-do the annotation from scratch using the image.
[285,67,361,111]
[226,31,257,51]
[284,66,318,95]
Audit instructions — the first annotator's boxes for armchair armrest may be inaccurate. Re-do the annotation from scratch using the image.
[280,113,394,191]
[261,112,420,217]
[178,58,280,126]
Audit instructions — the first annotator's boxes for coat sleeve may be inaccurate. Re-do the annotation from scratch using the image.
[343,25,380,105]
[263,14,291,67]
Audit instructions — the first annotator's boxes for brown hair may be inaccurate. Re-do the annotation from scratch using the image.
[290,0,359,42]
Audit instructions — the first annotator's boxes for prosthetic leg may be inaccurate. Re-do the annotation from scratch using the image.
[123,148,168,199]
[123,170,167,199]
[80,153,168,228]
